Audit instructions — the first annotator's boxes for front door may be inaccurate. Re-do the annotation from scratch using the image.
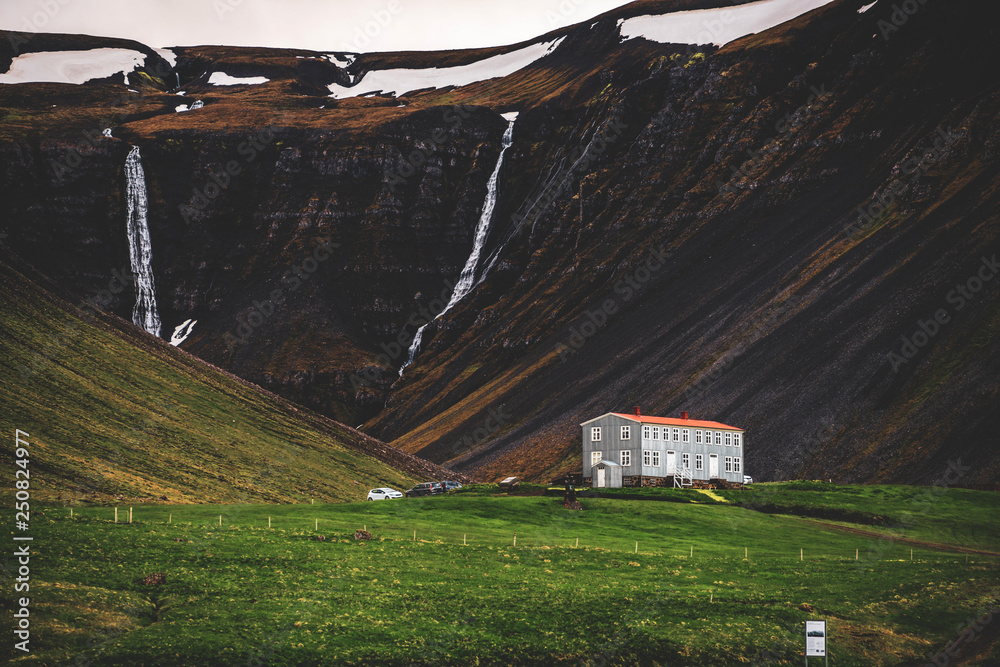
[597,467,606,488]
[666,450,676,475]
[709,454,719,478]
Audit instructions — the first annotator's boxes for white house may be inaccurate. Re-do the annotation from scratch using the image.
[581,407,745,487]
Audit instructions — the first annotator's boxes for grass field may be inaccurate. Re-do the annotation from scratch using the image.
[6,486,999,666]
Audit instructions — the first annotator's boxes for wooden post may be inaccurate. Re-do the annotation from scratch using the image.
[364,525,366,532]
[70,508,73,518]
[413,530,416,542]
[114,507,118,523]
[635,541,638,554]
[800,548,803,561]
[169,513,172,524]
[129,507,133,524]
[219,514,222,527]
[856,548,858,561]
[710,592,713,603]
[910,549,913,561]
[690,545,693,558]
[464,533,467,546]
[513,531,517,547]
[268,516,271,528]
[745,546,748,559]
[575,537,579,548]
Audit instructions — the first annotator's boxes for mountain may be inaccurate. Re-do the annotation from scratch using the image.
[1,0,998,486]
[0,250,464,503]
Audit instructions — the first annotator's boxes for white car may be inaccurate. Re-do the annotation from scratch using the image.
[367,487,403,501]
[743,475,753,485]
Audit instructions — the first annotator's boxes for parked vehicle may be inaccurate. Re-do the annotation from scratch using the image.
[442,481,463,492]
[367,487,403,501]
[405,482,443,498]
[743,475,753,485]
[498,476,520,491]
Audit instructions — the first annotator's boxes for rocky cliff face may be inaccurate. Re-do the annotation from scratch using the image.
[2,0,998,485]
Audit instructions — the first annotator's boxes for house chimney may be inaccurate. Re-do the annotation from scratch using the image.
[681,411,689,420]
[633,406,641,416]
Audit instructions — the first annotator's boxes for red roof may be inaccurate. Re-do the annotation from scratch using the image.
[610,413,742,431]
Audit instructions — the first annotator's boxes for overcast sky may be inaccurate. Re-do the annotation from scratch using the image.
[1,0,635,52]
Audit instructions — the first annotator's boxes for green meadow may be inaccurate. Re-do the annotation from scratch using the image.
[6,485,998,666]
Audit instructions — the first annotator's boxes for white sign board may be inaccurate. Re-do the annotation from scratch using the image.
[805,620,827,657]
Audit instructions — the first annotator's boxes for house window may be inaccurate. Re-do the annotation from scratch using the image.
[672,428,679,442]
[725,432,732,446]
[734,457,742,473]
[651,451,660,467]
[642,425,650,440]
[652,426,660,440]
[621,425,631,440]
[642,450,651,466]
[734,432,742,447]
[620,450,631,467]
[695,454,703,470]
[714,431,722,446]
[591,427,601,442]
[591,451,602,467]
[695,430,703,444]
[725,456,733,472]
[682,453,690,469]
[682,429,690,443]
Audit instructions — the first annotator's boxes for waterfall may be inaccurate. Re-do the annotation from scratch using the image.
[124,145,161,337]
[399,114,517,376]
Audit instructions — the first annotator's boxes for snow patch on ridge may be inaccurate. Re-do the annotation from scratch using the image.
[170,319,197,346]
[328,37,564,99]
[618,0,836,46]
[0,48,146,85]
[208,72,270,86]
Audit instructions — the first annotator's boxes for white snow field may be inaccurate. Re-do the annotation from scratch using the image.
[207,72,270,86]
[618,0,837,46]
[0,48,147,85]
[328,37,564,99]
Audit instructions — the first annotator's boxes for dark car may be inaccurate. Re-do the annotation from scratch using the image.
[405,482,444,498]
[442,481,463,492]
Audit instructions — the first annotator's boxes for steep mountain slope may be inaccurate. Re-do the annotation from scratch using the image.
[1,0,998,486]
[0,251,463,503]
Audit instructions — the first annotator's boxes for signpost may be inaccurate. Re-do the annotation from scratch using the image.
[805,620,828,666]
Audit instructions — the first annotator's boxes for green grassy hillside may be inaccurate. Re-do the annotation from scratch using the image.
[0,253,458,504]
[9,489,999,665]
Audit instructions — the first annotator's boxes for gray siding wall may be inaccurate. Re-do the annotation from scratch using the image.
[583,415,744,483]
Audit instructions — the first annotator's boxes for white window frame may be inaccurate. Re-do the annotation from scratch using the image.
[651,451,660,467]
[695,430,702,444]
[621,425,631,440]
[695,454,704,470]
[734,432,742,447]
[714,431,722,446]
[642,425,650,440]
[725,432,732,446]
[591,451,602,467]
[682,453,690,469]
[620,450,631,467]
[725,456,733,472]
[652,426,659,440]
[591,427,601,442]
[642,450,651,466]
[734,457,741,473]
[682,429,690,443]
